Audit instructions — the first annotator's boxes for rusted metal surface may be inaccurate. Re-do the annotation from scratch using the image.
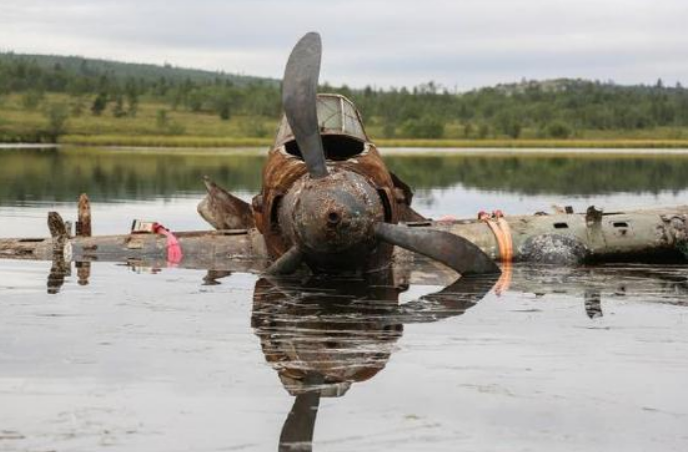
[277,168,388,273]
[254,149,305,255]
[76,193,92,237]
[255,137,423,266]
[197,177,255,230]
[47,211,70,263]
[47,212,68,239]
[252,33,450,276]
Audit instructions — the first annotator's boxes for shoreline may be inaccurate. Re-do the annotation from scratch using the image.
[0,144,687,158]
[0,136,687,150]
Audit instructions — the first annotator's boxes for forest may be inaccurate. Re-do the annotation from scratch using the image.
[0,52,687,144]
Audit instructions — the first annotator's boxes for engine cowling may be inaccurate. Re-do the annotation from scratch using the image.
[278,169,386,273]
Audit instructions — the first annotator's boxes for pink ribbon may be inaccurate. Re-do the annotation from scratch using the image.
[153,223,183,265]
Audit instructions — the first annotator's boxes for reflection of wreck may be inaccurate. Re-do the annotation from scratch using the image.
[251,272,497,450]
[248,262,686,451]
[0,33,687,277]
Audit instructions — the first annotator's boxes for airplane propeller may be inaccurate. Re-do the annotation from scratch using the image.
[373,223,499,275]
[281,32,328,179]
[267,32,500,277]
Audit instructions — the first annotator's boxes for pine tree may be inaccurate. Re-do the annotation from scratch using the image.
[91,92,108,116]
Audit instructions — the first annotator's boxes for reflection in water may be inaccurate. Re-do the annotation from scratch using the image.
[28,259,689,449]
[1,147,685,449]
[0,148,265,204]
[203,269,233,285]
[0,147,686,204]
[76,261,91,286]
[385,154,688,195]
[250,272,499,451]
[508,264,689,306]
[584,289,603,319]
[47,255,70,294]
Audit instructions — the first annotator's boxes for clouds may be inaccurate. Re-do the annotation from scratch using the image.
[0,0,686,89]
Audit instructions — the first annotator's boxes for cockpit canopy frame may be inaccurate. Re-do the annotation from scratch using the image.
[274,93,369,149]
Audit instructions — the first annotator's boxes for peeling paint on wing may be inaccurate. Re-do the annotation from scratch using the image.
[519,234,589,265]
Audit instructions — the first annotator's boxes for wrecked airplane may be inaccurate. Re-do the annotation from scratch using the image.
[0,33,687,280]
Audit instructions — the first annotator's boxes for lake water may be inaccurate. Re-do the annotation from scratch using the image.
[0,147,687,451]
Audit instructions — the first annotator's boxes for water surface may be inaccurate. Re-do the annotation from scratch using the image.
[0,147,686,451]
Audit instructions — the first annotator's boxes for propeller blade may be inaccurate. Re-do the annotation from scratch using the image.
[279,373,323,452]
[282,32,328,179]
[265,246,304,275]
[374,223,501,275]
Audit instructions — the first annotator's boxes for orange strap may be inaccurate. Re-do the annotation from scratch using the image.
[495,218,513,261]
[478,210,513,296]
[478,210,513,263]
[494,262,513,296]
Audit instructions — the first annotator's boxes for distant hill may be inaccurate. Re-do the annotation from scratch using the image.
[0,52,278,86]
[0,51,686,143]
[491,77,683,96]
[1,51,684,94]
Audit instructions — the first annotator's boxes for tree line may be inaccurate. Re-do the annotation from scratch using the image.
[0,53,687,139]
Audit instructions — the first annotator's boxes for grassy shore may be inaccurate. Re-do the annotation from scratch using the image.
[59,134,273,148]
[1,93,687,149]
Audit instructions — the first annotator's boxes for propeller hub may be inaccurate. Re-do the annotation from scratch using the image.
[281,170,385,258]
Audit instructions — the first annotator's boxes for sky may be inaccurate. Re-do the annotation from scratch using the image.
[0,0,687,90]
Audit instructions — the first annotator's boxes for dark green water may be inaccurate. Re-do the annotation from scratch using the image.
[0,147,686,203]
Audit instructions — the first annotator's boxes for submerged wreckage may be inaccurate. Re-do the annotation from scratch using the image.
[0,33,687,277]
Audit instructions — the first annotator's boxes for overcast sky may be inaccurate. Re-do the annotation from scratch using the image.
[0,0,686,90]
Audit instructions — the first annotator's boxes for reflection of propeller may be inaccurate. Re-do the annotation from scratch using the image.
[278,373,322,452]
[397,273,499,322]
[282,32,328,179]
[253,271,496,451]
[267,32,500,277]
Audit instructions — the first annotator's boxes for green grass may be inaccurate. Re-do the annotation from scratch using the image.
[59,134,272,148]
[0,93,687,149]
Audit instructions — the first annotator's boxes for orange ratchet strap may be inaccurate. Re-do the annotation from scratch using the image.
[478,210,513,262]
[478,210,513,295]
